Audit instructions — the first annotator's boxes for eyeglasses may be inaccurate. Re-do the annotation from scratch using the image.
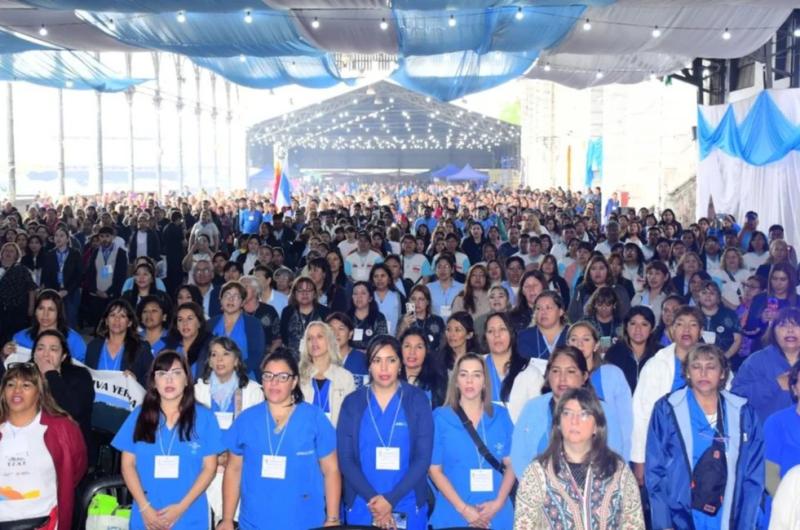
[560,409,593,422]
[7,361,37,371]
[222,292,243,300]
[154,368,185,380]
[262,371,295,383]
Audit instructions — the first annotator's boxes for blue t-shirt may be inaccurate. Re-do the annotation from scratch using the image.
[224,402,336,530]
[764,406,800,477]
[430,406,513,529]
[112,405,224,530]
[342,349,369,388]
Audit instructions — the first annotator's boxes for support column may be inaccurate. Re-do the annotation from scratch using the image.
[6,83,16,201]
[210,73,218,188]
[193,64,202,190]
[125,53,135,191]
[225,81,232,190]
[57,88,66,196]
[94,53,104,196]
[152,52,163,197]
[174,55,185,192]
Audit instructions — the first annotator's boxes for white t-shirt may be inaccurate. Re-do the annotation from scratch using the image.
[345,250,383,282]
[338,239,358,258]
[0,413,57,522]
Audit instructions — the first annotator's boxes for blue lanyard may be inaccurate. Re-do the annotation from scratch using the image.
[366,387,403,447]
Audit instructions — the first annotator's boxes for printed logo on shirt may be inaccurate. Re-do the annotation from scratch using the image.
[494,442,504,455]
[296,450,315,456]
[188,441,201,455]
[394,421,408,428]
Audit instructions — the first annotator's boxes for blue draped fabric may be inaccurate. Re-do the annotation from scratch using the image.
[0,28,55,53]
[192,55,349,90]
[21,0,251,11]
[77,8,322,58]
[394,0,612,8]
[698,91,800,166]
[586,137,603,186]
[392,50,535,101]
[0,50,148,92]
[396,6,585,56]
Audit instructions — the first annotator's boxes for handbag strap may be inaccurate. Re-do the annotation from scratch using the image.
[454,406,505,475]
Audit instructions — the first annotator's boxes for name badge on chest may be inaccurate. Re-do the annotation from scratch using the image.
[353,328,365,342]
[154,455,180,479]
[101,264,113,278]
[261,455,287,479]
[470,469,494,492]
[440,305,452,318]
[375,447,400,471]
[701,330,717,344]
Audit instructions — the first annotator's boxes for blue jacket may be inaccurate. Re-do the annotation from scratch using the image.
[337,382,434,509]
[645,388,764,530]
[731,344,794,425]
[207,313,266,379]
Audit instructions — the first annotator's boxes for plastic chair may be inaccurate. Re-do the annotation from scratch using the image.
[75,474,131,529]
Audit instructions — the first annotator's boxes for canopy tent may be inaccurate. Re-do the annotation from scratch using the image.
[697,88,800,252]
[431,163,461,177]
[0,1,793,98]
[446,164,489,182]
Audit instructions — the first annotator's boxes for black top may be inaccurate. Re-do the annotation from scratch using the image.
[44,363,95,460]
[604,341,657,392]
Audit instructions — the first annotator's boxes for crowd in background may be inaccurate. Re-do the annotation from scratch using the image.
[0,181,798,529]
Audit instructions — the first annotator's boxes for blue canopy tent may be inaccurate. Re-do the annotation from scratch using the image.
[431,163,461,178]
[446,164,489,183]
[247,167,273,191]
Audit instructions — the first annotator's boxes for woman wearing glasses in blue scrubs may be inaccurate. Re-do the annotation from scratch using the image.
[338,335,434,530]
[113,350,224,530]
[218,348,341,530]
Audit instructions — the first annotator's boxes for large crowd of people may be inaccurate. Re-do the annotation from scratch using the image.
[0,181,797,529]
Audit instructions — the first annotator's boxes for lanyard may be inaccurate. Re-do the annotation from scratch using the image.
[101,245,112,264]
[472,414,489,469]
[158,420,178,456]
[266,403,294,456]
[366,387,403,447]
[314,379,331,412]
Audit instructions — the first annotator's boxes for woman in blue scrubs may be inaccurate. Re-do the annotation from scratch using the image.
[338,335,433,530]
[113,351,224,530]
[137,295,170,356]
[567,320,633,460]
[3,289,86,362]
[399,329,447,408]
[208,281,266,379]
[218,349,341,530]
[429,353,515,529]
[484,312,528,407]
[326,312,369,388]
[764,361,800,500]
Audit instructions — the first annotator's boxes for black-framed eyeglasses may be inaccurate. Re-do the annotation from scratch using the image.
[262,371,295,383]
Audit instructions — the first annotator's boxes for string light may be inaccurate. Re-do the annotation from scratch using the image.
[448,14,457,28]
[595,70,604,79]
[38,24,48,36]
[107,18,115,29]
[543,63,551,72]
[651,25,661,38]
[311,17,320,29]
[176,10,186,23]
[65,80,74,88]
[239,54,246,62]
[380,18,388,31]
[649,71,657,81]
[793,27,800,37]
[722,28,731,40]
[515,7,524,21]
[582,19,592,31]
[244,10,253,24]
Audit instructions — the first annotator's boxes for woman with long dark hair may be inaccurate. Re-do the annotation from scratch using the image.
[508,270,546,333]
[371,263,403,336]
[441,312,479,372]
[483,312,529,409]
[396,285,446,353]
[113,351,223,530]
[540,254,570,307]
[347,281,389,351]
[568,255,631,323]
[137,295,171,357]
[452,264,491,324]
[514,387,643,528]
[279,276,330,357]
[605,306,660,392]
[208,281,266,379]
[0,242,37,345]
[309,256,348,312]
[163,302,212,379]
[41,226,82,328]
[400,329,447,408]
[745,262,798,344]
[517,291,568,366]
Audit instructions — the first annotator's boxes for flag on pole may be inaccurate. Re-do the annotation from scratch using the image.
[273,163,292,209]
[272,162,282,204]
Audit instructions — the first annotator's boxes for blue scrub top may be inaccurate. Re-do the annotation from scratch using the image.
[13,327,87,363]
[430,406,514,529]
[342,349,369,388]
[764,406,800,478]
[590,365,633,461]
[213,315,249,363]
[112,405,224,530]
[224,402,336,530]
[485,354,505,406]
[510,394,553,477]
[517,327,565,361]
[428,281,465,318]
[348,389,419,526]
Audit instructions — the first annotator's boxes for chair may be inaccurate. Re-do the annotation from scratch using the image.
[75,474,131,529]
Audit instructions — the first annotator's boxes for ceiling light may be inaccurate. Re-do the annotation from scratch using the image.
[515,7,524,21]
[794,27,800,38]
[176,11,186,23]
[543,63,551,72]
[582,19,591,31]
[722,28,731,40]
[38,24,48,36]
[239,54,246,62]
[651,25,661,38]
[65,80,74,88]
[244,10,253,24]
[595,70,604,79]
[311,17,320,29]
[107,18,115,29]
[448,14,456,28]
[702,68,710,77]
[380,18,389,31]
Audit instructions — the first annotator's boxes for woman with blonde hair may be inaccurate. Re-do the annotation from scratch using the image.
[715,247,751,310]
[298,321,355,425]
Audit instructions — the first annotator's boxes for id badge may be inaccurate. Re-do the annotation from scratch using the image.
[353,328,365,342]
[392,512,408,530]
[154,455,180,479]
[214,412,233,430]
[101,264,113,279]
[440,305,452,318]
[376,447,400,470]
[470,468,494,492]
[701,331,717,344]
[261,455,287,479]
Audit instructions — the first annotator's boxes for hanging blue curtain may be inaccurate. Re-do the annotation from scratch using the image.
[0,50,148,92]
[192,55,349,90]
[585,137,603,187]
[698,91,800,166]
[0,27,56,53]
[394,0,613,8]
[20,0,251,11]
[77,8,322,58]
